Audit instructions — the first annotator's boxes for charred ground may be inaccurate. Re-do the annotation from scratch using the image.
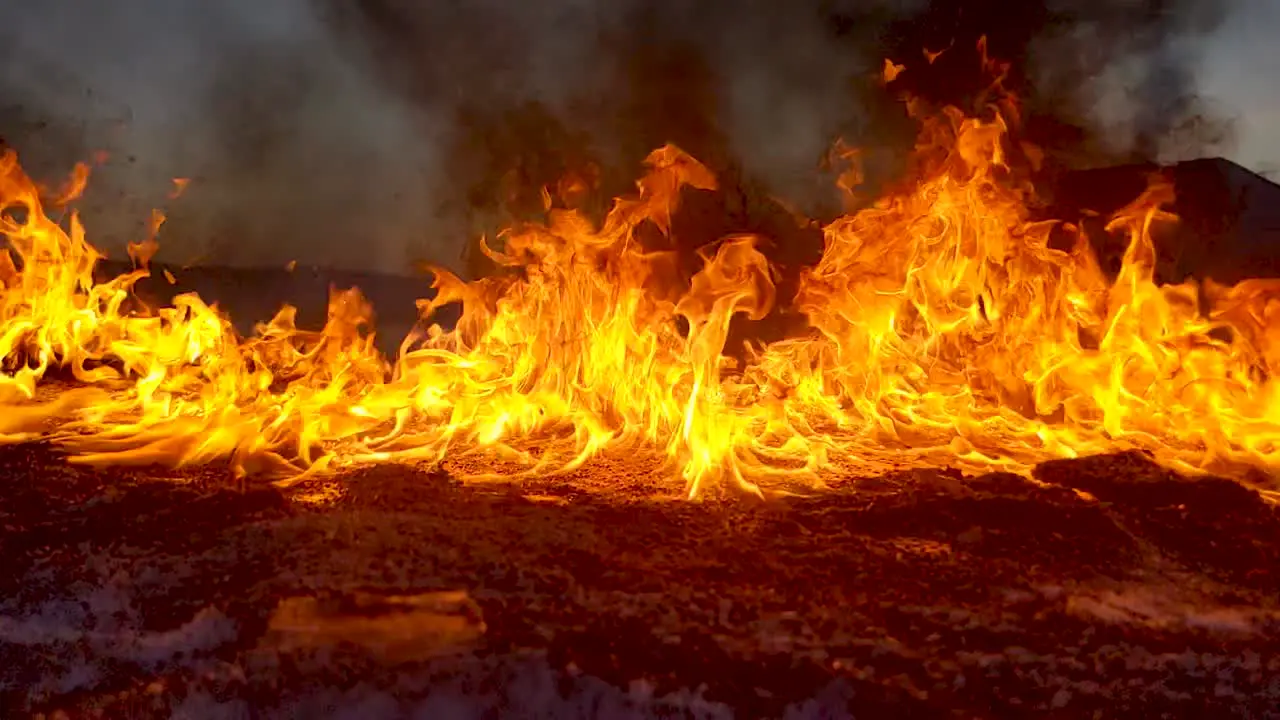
[1,436,1278,718]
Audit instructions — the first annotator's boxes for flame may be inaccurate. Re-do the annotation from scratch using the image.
[882,59,906,84]
[3,55,1280,500]
[169,177,191,200]
[923,44,952,64]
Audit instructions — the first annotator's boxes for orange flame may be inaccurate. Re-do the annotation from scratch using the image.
[169,177,190,200]
[2,57,1280,500]
[882,59,906,84]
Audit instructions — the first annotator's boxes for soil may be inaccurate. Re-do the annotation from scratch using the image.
[1,443,1278,719]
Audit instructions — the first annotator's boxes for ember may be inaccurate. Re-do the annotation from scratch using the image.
[1,44,1278,500]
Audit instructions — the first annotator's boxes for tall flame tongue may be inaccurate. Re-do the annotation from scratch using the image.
[3,58,1280,499]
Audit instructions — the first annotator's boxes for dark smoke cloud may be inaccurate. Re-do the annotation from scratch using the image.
[324,0,1240,236]
[0,0,1242,277]
[315,0,909,243]
[842,0,1236,187]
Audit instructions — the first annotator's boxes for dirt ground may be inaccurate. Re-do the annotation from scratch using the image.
[1,442,1278,719]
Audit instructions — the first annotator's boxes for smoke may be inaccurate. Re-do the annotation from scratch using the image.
[0,0,1245,276]
[314,0,899,243]
[320,0,1243,236]
[0,0,445,274]
[1034,0,1236,165]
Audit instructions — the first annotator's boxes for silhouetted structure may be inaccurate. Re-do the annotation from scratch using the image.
[1047,157,1280,286]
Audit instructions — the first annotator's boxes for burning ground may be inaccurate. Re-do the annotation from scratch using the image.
[3,45,1280,717]
[2,443,1280,717]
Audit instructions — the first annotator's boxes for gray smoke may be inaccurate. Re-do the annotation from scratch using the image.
[0,0,444,273]
[1022,0,1237,166]
[0,0,1249,277]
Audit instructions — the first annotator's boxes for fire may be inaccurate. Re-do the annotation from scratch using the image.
[3,55,1280,500]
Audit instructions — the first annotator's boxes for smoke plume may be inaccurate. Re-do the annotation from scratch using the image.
[0,0,1241,276]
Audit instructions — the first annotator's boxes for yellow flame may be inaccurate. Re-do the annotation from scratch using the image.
[3,59,1280,500]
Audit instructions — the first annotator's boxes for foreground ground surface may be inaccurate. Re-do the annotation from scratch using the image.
[1,443,1278,719]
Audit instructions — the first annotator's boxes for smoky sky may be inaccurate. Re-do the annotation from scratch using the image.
[0,0,1243,276]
